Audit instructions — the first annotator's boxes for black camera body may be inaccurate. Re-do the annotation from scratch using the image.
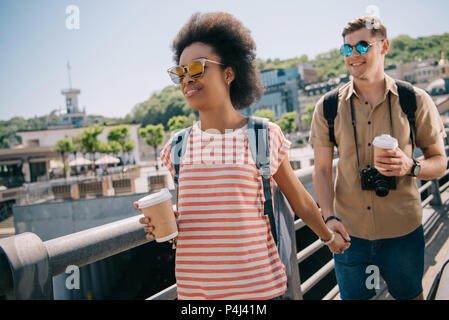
[360,168,396,197]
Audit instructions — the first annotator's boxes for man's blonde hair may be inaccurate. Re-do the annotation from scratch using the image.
[342,16,387,39]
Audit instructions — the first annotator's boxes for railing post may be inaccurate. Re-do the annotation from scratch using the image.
[0,233,53,299]
[430,178,443,207]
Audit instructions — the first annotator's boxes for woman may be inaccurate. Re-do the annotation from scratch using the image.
[135,12,350,300]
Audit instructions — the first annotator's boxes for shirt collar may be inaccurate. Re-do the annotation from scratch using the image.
[345,73,399,101]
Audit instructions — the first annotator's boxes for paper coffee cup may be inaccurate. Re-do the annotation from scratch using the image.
[372,134,398,171]
[137,188,177,242]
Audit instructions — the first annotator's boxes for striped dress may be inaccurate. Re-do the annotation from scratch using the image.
[160,120,291,300]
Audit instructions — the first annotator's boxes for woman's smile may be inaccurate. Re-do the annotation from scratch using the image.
[183,84,202,98]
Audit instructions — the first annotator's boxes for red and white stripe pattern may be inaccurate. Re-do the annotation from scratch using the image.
[160,121,291,300]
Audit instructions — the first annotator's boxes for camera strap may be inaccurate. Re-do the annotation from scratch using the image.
[350,92,393,171]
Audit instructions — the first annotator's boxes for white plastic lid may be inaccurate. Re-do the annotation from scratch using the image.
[372,134,398,149]
[137,188,172,208]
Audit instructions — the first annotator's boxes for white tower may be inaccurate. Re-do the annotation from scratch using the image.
[60,61,86,127]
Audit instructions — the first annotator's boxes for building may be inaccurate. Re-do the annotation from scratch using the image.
[298,74,351,129]
[384,53,449,90]
[241,64,318,119]
[57,88,86,128]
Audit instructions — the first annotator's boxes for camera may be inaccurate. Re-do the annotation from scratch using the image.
[360,168,396,197]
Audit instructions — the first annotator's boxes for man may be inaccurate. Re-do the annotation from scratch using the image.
[310,16,447,300]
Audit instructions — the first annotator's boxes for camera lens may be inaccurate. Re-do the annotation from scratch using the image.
[375,180,389,197]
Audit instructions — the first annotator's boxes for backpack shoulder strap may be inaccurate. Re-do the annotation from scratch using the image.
[170,126,192,188]
[247,116,278,244]
[322,88,340,147]
[248,116,270,177]
[395,80,417,151]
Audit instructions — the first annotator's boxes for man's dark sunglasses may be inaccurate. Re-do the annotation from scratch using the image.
[340,39,384,57]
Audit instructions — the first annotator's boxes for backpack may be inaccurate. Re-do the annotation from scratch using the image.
[323,79,418,149]
[170,116,301,300]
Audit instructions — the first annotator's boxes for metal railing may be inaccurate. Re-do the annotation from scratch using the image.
[1,148,448,300]
[8,170,143,206]
[0,215,149,299]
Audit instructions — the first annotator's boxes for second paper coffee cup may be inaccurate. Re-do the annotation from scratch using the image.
[138,188,177,242]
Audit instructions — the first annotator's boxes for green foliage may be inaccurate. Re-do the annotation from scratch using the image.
[253,109,274,122]
[257,55,309,71]
[139,123,165,164]
[79,125,104,154]
[276,111,297,133]
[167,115,195,132]
[98,141,112,154]
[108,140,122,154]
[52,138,75,178]
[107,125,135,154]
[301,104,315,129]
[312,49,347,80]
[385,33,449,66]
[139,124,165,148]
[131,86,193,129]
[53,138,76,155]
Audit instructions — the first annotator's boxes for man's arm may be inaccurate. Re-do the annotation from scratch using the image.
[312,145,336,220]
[375,137,447,180]
[418,139,447,180]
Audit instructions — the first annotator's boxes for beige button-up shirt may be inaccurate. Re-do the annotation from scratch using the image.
[310,75,446,240]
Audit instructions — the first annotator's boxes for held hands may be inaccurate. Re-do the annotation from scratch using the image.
[374,147,413,177]
[134,201,179,241]
[325,219,351,254]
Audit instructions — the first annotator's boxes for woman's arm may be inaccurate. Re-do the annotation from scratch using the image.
[273,154,349,253]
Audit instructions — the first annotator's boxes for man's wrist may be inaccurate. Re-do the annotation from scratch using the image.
[323,215,341,224]
[408,158,422,177]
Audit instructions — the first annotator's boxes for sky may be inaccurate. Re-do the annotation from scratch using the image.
[1,0,449,121]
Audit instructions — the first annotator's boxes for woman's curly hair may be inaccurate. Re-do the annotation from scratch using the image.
[171,12,264,110]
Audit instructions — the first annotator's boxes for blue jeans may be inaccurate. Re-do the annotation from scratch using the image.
[334,225,424,300]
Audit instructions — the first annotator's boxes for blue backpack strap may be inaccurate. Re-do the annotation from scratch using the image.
[248,116,278,244]
[170,126,192,201]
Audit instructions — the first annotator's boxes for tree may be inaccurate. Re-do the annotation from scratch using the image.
[167,115,194,132]
[139,124,165,170]
[107,125,135,165]
[70,135,83,176]
[253,109,274,122]
[53,138,75,178]
[276,111,297,133]
[301,105,315,129]
[79,125,104,171]
[131,86,192,128]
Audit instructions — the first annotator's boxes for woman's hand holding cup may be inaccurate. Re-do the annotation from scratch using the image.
[134,201,179,241]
